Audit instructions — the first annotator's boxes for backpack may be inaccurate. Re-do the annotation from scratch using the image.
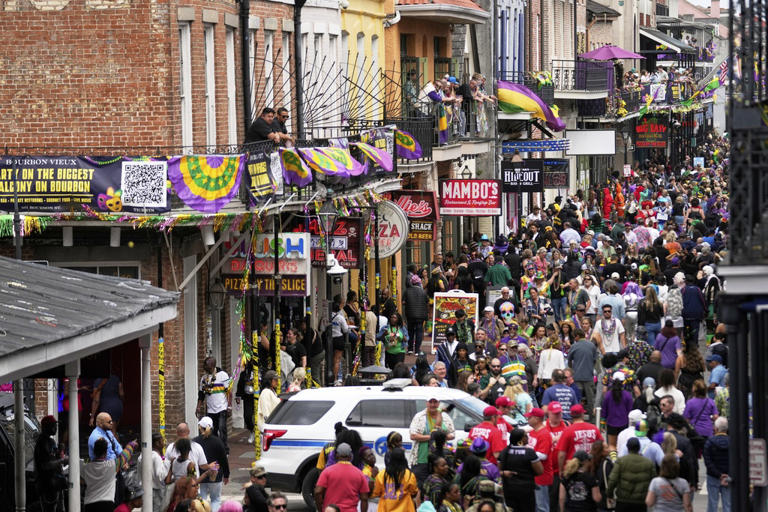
[666,288,683,317]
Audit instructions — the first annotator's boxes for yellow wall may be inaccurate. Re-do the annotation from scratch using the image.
[342,0,395,119]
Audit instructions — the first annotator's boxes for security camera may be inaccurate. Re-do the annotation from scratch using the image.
[339,0,349,9]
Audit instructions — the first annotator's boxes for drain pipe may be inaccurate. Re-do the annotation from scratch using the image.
[240,0,252,134]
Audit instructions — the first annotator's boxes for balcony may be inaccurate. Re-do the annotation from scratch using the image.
[552,59,613,100]
[497,70,555,109]
[385,116,434,165]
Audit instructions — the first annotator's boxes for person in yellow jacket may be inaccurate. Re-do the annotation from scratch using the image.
[371,448,420,512]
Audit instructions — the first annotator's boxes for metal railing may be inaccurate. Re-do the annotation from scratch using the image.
[552,60,613,93]
[496,70,555,105]
[384,116,434,163]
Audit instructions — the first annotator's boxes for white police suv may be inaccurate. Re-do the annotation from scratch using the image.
[259,379,490,508]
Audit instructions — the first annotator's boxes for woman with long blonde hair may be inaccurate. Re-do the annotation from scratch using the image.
[504,376,533,425]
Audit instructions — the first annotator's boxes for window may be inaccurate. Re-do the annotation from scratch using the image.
[204,24,217,147]
[178,22,193,150]
[411,399,482,431]
[226,27,237,145]
[355,33,365,117]
[281,33,292,132]
[268,400,335,425]
[328,34,338,126]
[249,28,257,119]
[371,35,381,119]
[400,34,408,56]
[264,31,275,110]
[61,264,140,279]
[346,400,410,428]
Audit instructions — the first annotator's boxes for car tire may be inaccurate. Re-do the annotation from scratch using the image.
[301,467,320,511]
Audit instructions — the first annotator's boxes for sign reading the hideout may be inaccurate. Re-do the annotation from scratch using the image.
[501,160,544,193]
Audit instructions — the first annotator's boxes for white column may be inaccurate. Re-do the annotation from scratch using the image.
[140,334,153,512]
[14,380,25,512]
[65,361,80,512]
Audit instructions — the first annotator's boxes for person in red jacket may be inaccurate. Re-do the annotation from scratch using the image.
[556,404,603,474]
[545,401,569,510]
[525,408,554,511]
[468,406,507,464]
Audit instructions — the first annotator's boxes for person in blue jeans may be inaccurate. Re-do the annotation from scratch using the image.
[638,286,664,345]
[703,417,731,512]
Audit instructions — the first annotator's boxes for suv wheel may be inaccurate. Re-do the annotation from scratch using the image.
[301,467,320,511]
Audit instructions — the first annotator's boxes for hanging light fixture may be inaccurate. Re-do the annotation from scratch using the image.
[62,226,73,247]
[200,225,215,247]
[110,227,121,247]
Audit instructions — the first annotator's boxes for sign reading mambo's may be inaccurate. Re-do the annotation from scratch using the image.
[377,200,409,259]
[635,118,668,148]
[390,190,439,241]
[439,179,501,216]
[501,160,544,193]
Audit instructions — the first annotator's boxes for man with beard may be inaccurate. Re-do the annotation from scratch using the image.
[479,357,506,404]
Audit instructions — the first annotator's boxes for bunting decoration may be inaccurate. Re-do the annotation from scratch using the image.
[278,148,313,187]
[395,130,423,159]
[497,80,566,132]
[317,147,366,176]
[437,104,449,144]
[167,155,245,213]
[298,147,351,178]
[352,142,394,172]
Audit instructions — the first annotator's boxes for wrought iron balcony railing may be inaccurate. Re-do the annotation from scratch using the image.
[552,60,613,93]
[496,70,555,106]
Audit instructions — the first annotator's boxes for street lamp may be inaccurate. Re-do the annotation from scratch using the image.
[317,200,338,384]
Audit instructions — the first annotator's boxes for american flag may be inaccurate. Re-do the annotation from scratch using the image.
[719,58,729,83]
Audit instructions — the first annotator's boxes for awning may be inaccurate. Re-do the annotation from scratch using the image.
[587,0,620,17]
[640,28,696,54]
[397,0,490,24]
[0,256,178,381]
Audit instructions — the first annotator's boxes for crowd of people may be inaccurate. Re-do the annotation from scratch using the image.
[29,130,731,512]
[305,136,731,512]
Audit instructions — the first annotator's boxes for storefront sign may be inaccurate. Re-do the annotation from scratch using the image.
[431,291,479,352]
[252,275,308,296]
[635,118,668,148]
[502,160,543,193]
[221,274,309,297]
[0,156,170,213]
[543,159,570,188]
[377,200,409,258]
[286,215,363,269]
[439,179,501,216]
[390,190,438,241]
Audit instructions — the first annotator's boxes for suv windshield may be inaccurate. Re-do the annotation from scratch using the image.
[457,396,491,417]
[268,400,334,425]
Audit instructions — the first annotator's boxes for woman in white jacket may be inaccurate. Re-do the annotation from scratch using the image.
[537,336,566,385]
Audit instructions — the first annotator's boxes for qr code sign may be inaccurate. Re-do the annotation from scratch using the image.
[121,161,167,208]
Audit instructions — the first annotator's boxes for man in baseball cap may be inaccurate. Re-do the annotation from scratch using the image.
[495,396,515,439]
[525,404,554,509]
[467,406,506,464]
[555,404,603,474]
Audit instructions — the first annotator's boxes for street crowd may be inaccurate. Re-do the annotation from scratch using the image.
[306,136,732,512]
[30,134,732,512]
